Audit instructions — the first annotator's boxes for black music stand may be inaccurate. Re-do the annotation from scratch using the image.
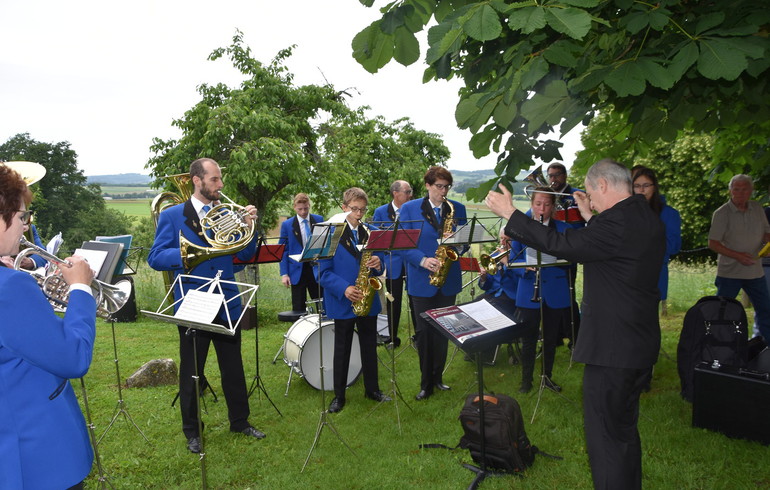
[141,272,258,489]
[421,295,522,488]
[233,236,283,417]
[440,215,500,375]
[506,254,577,423]
[295,215,355,471]
[365,223,422,430]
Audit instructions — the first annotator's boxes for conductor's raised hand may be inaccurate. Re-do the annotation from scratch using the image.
[484,184,516,219]
[60,255,95,287]
[573,191,594,222]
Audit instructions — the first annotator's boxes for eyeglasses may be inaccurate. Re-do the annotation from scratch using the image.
[433,183,452,190]
[10,210,34,225]
[348,206,367,214]
[401,189,413,195]
[633,183,654,190]
[547,172,565,178]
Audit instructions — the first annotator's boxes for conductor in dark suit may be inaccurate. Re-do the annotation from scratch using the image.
[372,179,413,347]
[148,158,265,454]
[279,193,324,313]
[486,159,664,489]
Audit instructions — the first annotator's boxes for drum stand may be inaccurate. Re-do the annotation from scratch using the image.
[245,265,282,417]
[369,272,411,431]
[302,276,355,472]
[98,317,149,445]
[529,261,577,424]
[79,377,114,489]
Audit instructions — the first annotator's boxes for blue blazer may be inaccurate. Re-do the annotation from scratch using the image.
[371,202,405,279]
[658,201,682,300]
[0,268,96,489]
[399,196,467,297]
[510,218,572,310]
[147,200,258,321]
[279,213,324,282]
[319,224,384,320]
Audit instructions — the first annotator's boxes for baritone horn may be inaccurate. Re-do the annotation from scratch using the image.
[14,237,132,319]
[522,165,573,203]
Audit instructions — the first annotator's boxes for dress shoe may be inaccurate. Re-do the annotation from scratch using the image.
[434,382,451,391]
[415,390,432,401]
[187,436,201,454]
[329,397,345,413]
[239,426,266,439]
[519,380,532,394]
[544,378,562,393]
[365,390,392,402]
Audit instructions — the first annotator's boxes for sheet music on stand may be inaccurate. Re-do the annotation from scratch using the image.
[290,212,347,264]
[440,216,501,246]
[140,272,258,336]
[422,296,522,353]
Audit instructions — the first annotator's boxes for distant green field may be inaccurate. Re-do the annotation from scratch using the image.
[100,185,158,195]
[106,198,152,217]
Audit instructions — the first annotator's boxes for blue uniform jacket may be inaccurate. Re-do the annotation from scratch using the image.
[479,251,519,302]
[319,224,385,320]
[279,213,324,282]
[147,200,258,321]
[371,202,405,280]
[0,268,97,489]
[658,199,682,300]
[399,196,467,297]
[510,218,572,310]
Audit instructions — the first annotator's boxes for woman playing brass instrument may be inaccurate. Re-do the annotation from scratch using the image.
[0,165,97,489]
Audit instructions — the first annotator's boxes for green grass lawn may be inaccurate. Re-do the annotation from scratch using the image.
[105,198,153,217]
[74,260,770,489]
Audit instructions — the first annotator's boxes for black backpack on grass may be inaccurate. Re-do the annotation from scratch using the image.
[458,393,536,473]
[677,295,748,402]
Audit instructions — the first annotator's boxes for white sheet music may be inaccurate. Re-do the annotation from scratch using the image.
[73,248,107,276]
[175,289,224,324]
[458,299,514,331]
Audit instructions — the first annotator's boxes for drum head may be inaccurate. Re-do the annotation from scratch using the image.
[283,316,362,391]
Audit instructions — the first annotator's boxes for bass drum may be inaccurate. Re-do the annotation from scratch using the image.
[283,315,362,390]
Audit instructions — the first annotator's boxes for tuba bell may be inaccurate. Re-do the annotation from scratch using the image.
[522,165,573,205]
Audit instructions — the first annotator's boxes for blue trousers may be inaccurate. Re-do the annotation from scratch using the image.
[715,275,770,347]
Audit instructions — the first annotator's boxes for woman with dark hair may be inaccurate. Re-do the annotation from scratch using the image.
[0,165,97,489]
[631,166,682,305]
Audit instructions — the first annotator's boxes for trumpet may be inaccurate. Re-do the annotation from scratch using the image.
[479,246,509,275]
[14,237,132,319]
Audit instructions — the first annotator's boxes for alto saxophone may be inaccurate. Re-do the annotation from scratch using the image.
[352,226,383,316]
[429,197,459,287]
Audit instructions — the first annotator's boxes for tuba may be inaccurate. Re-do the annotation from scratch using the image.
[522,165,573,206]
[151,173,194,292]
[428,197,458,287]
[179,192,256,271]
[14,238,132,319]
[351,225,383,317]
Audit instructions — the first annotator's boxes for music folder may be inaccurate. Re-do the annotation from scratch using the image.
[421,295,522,353]
[77,240,124,283]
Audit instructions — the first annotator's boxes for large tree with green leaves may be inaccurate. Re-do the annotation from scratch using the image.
[352,0,770,198]
[0,133,132,252]
[148,31,450,229]
[574,110,725,261]
[318,107,450,207]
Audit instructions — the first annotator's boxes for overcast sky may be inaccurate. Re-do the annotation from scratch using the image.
[0,0,581,176]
